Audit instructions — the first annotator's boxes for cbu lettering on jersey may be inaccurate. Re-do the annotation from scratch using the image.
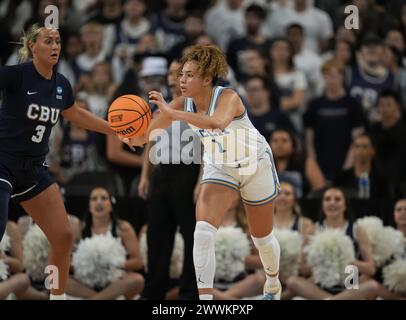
[184,86,268,167]
[0,62,74,158]
[27,104,60,123]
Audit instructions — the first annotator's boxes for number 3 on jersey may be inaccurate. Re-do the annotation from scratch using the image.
[32,125,46,143]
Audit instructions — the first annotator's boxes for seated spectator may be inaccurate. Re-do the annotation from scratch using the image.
[78,61,118,118]
[89,0,123,25]
[0,221,48,300]
[304,59,365,182]
[384,29,405,63]
[48,99,106,185]
[244,76,295,140]
[269,38,308,134]
[334,26,357,46]
[226,4,272,83]
[321,39,355,76]
[270,129,325,197]
[274,180,315,299]
[63,32,84,88]
[105,0,152,84]
[286,187,378,300]
[233,47,270,84]
[168,11,205,63]
[347,34,395,123]
[334,134,389,199]
[382,45,406,114]
[150,0,188,53]
[368,199,406,300]
[75,22,109,82]
[274,182,314,237]
[332,39,355,67]
[394,199,406,238]
[266,0,333,54]
[369,90,406,197]
[204,0,245,52]
[47,99,106,185]
[286,23,323,99]
[66,187,144,299]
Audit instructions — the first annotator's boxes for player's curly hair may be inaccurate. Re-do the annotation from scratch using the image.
[178,45,228,84]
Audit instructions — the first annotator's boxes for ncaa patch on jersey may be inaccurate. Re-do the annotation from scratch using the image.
[56,86,63,100]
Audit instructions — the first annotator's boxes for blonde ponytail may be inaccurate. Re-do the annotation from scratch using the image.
[18,24,44,62]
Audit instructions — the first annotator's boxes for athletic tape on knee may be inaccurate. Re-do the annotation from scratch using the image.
[193,221,217,289]
[251,232,280,277]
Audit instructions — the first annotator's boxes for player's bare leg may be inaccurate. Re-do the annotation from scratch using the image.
[21,183,73,299]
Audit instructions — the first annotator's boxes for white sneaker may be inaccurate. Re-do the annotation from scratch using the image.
[262,279,281,300]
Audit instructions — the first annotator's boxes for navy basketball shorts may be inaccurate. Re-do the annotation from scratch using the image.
[0,153,55,202]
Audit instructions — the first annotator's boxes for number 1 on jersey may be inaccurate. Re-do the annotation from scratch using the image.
[32,125,46,143]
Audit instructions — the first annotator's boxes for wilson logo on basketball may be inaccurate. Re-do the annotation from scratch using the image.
[110,115,123,123]
[116,126,136,136]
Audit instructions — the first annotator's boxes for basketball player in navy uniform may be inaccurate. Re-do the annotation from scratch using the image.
[0,24,120,300]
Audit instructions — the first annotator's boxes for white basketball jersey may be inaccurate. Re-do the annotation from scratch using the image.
[184,86,268,167]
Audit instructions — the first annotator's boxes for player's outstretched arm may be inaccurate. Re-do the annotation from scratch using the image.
[62,102,114,135]
[149,89,240,130]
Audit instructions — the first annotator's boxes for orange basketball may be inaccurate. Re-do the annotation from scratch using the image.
[108,95,152,138]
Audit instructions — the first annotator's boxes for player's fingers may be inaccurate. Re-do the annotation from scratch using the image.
[120,137,136,151]
[149,91,163,100]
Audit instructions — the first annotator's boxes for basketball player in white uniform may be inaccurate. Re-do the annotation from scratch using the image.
[124,45,281,300]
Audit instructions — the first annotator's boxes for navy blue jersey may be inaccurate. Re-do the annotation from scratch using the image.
[0,62,74,158]
[348,63,394,113]
[304,94,365,181]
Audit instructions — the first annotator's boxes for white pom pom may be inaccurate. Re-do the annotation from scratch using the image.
[139,230,184,279]
[0,259,9,281]
[383,258,406,294]
[356,216,405,267]
[273,228,303,279]
[169,232,184,279]
[0,232,11,254]
[214,226,251,283]
[72,234,126,288]
[23,225,50,282]
[305,229,355,288]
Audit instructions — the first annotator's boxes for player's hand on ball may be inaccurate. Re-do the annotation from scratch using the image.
[119,135,146,149]
[148,91,174,118]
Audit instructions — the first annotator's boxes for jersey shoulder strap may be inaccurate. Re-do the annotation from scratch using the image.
[207,86,225,116]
